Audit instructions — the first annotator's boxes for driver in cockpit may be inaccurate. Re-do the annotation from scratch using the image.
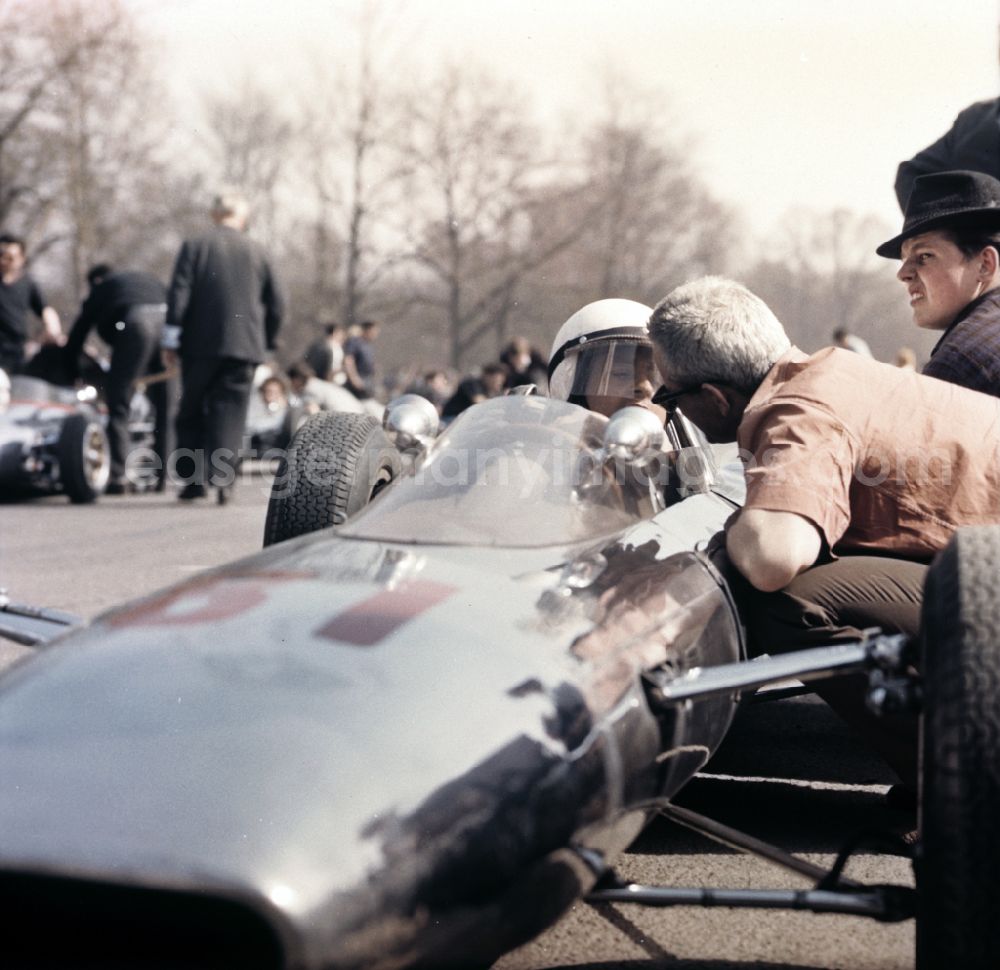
[545,298,681,513]
[546,298,668,424]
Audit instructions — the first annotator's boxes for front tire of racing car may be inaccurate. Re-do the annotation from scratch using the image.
[262,411,400,546]
[916,525,1000,970]
[57,412,110,503]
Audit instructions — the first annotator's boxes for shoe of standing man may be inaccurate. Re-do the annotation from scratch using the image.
[178,482,207,501]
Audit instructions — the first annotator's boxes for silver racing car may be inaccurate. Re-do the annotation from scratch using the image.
[0,370,110,502]
[0,393,997,969]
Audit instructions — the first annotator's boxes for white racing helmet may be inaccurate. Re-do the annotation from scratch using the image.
[547,299,657,412]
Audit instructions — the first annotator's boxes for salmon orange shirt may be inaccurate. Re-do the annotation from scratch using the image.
[736,347,1000,561]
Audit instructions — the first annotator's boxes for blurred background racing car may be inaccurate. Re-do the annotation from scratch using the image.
[0,368,110,503]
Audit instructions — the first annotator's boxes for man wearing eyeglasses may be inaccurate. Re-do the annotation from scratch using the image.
[647,275,1000,801]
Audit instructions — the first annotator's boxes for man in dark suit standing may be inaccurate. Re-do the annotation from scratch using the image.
[163,190,284,503]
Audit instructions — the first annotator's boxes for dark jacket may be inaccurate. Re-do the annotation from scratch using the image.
[65,270,166,361]
[441,377,487,419]
[923,287,1000,398]
[895,99,1000,209]
[167,225,284,363]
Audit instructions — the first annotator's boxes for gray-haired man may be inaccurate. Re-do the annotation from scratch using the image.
[647,276,1000,798]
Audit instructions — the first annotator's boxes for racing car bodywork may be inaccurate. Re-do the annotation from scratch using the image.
[0,372,110,502]
[0,395,996,969]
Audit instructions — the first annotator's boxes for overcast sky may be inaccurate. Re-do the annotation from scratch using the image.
[132,0,999,239]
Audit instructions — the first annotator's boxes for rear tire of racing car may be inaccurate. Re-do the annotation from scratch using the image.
[57,413,110,504]
[916,525,1000,970]
[262,411,400,546]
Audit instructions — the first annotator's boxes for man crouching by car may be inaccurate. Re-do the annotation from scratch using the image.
[647,276,1000,806]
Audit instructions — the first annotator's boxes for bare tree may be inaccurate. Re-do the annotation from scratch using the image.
[292,0,413,334]
[0,0,201,309]
[201,79,296,247]
[0,0,124,254]
[396,65,599,369]
[509,75,739,349]
[52,6,193,295]
[565,74,739,305]
[743,207,919,360]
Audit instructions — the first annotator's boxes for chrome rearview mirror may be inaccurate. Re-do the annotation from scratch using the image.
[596,406,669,515]
[602,406,666,463]
[383,394,440,453]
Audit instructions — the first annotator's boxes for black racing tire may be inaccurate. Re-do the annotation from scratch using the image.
[57,413,110,503]
[916,525,1000,970]
[262,411,400,546]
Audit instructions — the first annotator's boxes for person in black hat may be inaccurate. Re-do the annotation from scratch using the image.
[877,169,1000,398]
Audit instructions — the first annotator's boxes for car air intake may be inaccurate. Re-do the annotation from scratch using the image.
[0,871,286,969]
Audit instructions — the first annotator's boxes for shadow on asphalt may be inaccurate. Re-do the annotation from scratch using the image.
[578,907,820,967]
[535,962,820,970]
[628,694,913,858]
[705,693,894,784]
[551,951,822,970]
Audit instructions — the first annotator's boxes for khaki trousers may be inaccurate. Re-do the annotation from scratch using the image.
[737,555,927,791]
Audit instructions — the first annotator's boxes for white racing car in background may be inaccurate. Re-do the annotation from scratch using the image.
[0,369,110,503]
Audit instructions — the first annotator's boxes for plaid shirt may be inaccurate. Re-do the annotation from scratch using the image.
[923,288,1000,398]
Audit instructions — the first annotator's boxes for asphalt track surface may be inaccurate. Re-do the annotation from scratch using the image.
[0,467,916,970]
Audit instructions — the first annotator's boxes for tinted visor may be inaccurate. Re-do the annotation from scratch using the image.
[566,339,659,403]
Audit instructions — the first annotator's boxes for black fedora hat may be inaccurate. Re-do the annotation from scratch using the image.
[876,170,1000,259]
